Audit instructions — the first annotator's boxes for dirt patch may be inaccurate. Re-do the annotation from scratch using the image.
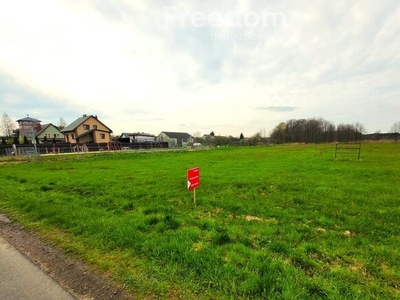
[0,213,131,300]
[244,215,264,222]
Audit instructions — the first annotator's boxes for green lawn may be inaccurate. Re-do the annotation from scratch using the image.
[0,144,399,299]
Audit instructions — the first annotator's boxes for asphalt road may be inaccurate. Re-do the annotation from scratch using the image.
[0,236,76,300]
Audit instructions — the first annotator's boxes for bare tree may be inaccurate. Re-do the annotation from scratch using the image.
[1,112,15,137]
[192,131,203,143]
[270,122,286,143]
[374,130,381,141]
[390,121,400,141]
[354,122,366,142]
[259,128,267,144]
[58,117,67,130]
[248,132,262,146]
[337,123,358,143]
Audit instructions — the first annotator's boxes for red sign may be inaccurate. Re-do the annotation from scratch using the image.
[187,167,200,190]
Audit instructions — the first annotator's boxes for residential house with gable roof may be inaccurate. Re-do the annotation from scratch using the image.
[62,114,112,144]
[36,123,64,143]
[157,131,193,147]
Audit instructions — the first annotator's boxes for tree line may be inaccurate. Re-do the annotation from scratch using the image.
[269,118,368,144]
[198,119,400,146]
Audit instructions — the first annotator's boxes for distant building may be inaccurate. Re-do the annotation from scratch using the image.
[157,131,193,147]
[118,132,156,143]
[62,115,113,143]
[16,115,41,140]
[36,123,64,143]
[202,133,215,140]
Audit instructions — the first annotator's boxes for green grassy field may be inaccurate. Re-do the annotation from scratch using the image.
[0,144,399,299]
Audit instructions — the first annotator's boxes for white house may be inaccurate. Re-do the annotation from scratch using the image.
[157,131,193,147]
[119,132,156,143]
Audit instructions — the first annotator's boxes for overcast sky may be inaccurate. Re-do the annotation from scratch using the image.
[1,0,399,137]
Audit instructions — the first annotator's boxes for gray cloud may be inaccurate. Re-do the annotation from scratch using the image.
[0,73,80,123]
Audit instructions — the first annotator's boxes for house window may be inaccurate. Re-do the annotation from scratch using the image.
[93,125,97,129]
[100,134,105,139]
[83,124,90,130]
[72,134,75,139]
[53,134,57,138]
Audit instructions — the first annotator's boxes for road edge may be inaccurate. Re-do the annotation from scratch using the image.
[0,213,131,300]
